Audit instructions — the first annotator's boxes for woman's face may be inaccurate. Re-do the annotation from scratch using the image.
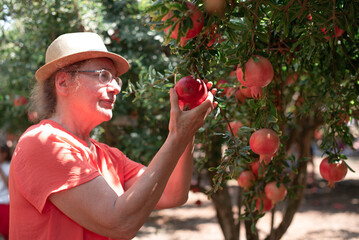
[67,58,122,124]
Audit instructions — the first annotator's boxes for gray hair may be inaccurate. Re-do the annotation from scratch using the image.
[29,60,88,121]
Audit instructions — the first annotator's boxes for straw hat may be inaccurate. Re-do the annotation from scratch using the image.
[35,32,129,82]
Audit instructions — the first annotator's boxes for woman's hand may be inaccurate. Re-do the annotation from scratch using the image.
[168,82,217,143]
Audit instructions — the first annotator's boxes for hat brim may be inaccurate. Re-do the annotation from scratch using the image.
[35,51,130,82]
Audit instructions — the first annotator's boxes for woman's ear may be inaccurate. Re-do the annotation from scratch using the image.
[54,71,71,96]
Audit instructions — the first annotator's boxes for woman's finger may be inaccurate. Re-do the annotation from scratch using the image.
[206,81,213,90]
[169,88,181,112]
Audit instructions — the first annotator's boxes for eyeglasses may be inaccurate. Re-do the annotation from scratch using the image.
[70,69,122,87]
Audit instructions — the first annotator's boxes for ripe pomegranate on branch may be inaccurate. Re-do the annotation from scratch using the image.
[236,55,274,99]
[255,195,273,213]
[161,1,204,46]
[265,181,287,204]
[249,128,280,164]
[237,170,256,191]
[250,160,267,179]
[321,25,345,41]
[227,121,243,136]
[319,157,348,188]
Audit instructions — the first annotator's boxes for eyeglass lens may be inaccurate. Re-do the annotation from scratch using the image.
[99,70,122,86]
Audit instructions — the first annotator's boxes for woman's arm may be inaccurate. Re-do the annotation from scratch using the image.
[155,137,195,209]
[125,136,195,209]
[49,88,216,239]
[126,83,217,209]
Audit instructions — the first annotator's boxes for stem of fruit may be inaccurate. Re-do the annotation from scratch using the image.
[267,8,277,55]
[332,0,337,40]
[329,0,342,158]
[218,104,236,141]
[244,198,257,233]
[250,1,260,50]
[297,0,308,20]
[183,36,209,61]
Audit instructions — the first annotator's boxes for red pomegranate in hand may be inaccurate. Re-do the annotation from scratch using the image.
[249,128,280,164]
[237,170,255,191]
[162,2,204,46]
[265,181,287,204]
[236,56,274,99]
[319,157,348,188]
[174,76,208,111]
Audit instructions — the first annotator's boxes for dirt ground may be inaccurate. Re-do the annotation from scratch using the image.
[134,155,359,240]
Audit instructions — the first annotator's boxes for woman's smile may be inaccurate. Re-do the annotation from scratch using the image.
[99,98,116,109]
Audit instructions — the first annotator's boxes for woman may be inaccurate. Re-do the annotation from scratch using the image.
[9,32,216,240]
[0,144,11,240]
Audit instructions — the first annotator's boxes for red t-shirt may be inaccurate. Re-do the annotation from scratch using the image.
[9,120,144,240]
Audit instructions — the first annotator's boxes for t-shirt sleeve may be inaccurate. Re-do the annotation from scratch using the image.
[98,143,144,182]
[121,151,145,182]
[12,132,100,213]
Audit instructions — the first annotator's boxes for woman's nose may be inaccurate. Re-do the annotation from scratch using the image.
[107,79,122,95]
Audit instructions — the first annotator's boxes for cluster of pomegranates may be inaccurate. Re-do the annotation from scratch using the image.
[161,1,226,48]
[161,2,204,47]
[237,128,286,212]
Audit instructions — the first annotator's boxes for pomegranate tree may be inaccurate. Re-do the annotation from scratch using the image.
[162,2,204,46]
[174,76,208,111]
[237,170,255,191]
[249,128,280,164]
[319,157,348,188]
[236,55,274,99]
[265,181,287,204]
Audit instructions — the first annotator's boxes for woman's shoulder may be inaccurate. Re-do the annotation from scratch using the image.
[20,119,59,138]
[19,120,84,145]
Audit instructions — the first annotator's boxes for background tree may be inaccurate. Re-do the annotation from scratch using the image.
[0,0,176,166]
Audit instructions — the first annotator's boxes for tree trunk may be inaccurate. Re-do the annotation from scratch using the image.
[245,220,259,240]
[205,135,239,240]
[266,116,319,240]
[210,184,239,240]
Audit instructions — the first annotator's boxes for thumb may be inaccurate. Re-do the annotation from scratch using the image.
[169,88,181,112]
